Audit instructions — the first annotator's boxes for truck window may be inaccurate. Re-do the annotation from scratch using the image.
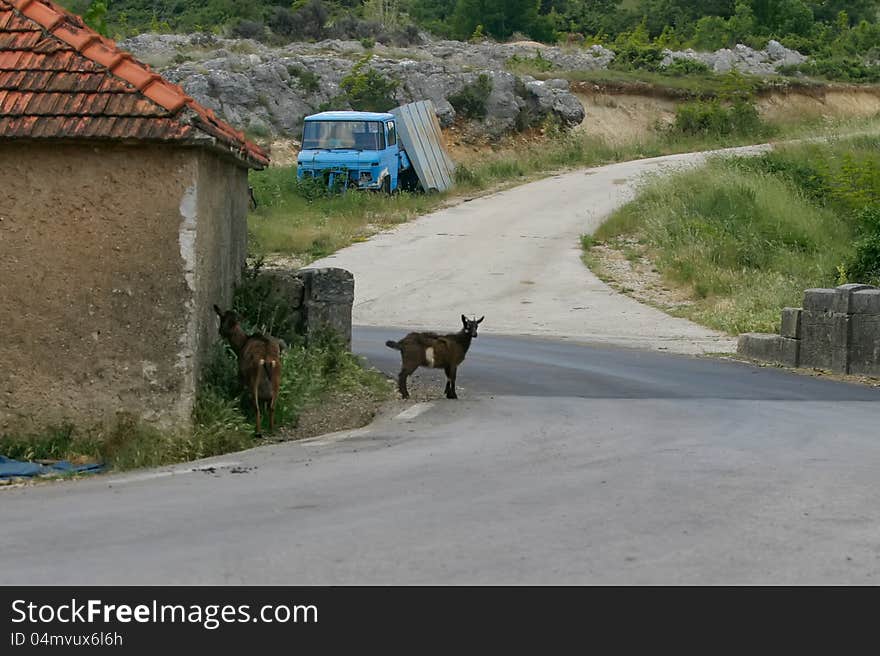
[387,121,397,146]
[302,120,386,150]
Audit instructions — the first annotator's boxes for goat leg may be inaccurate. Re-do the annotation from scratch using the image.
[398,368,412,399]
[446,366,458,400]
[253,386,263,438]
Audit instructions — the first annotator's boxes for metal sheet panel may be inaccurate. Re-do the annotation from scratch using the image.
[390,100,455,192]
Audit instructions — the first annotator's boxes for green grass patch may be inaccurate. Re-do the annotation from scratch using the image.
[592,135,880,334]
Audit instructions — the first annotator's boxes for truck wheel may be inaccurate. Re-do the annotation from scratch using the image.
[399,168,422,193]
[381,177,392,194]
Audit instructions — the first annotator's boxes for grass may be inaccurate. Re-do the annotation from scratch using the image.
[249,110,880,264]
[589,135,880,335]
[1,338,390,473]
[249,168,441,260]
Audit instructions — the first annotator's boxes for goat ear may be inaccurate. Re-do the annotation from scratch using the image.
[477,316,484,324]
[461,314,467,324]
[213,304,223,317]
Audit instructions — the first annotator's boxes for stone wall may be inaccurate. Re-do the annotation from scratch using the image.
[259,267,355,348]
[738,284,880,375]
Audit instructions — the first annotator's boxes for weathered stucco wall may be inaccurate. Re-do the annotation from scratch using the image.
[185,150,249,417]
[0,142,249,436]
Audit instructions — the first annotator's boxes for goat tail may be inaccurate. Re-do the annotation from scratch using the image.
[263,358,277,382]
[385,340,402,351]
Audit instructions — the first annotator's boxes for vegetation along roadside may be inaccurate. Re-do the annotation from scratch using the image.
[583,134,880,337]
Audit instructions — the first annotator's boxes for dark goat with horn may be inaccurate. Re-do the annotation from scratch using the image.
[385,315,484,400]
[214,304,284,437]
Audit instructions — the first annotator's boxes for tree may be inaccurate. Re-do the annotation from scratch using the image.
[451,0,543,41]
[809,0,880,24]
[83,0,109,36]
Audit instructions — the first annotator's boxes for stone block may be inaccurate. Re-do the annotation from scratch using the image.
[832,283,876,314]
[830,313,851,373]
[802,288,836,312]
[301,267,355,304]
[263,269,305,309]
[799,309,834,369]
[299,268,355,348]
[849,313,880,376]
[780,307,802,339]
[850,288,880,315]
[737,333,799,367]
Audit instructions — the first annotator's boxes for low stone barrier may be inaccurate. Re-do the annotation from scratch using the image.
[259,267,354,349]
[738,284,880,375]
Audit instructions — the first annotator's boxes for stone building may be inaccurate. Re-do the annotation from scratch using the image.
[0,0,269,435]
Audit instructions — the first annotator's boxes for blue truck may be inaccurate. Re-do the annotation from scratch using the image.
[296,101,455,194]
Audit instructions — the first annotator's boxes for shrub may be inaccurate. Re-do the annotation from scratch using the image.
[339,55,399,112]
[610,42,665,72]
[671,98,765,138]
[507,51,555,73]
[290,0,329,41]
[844,204,880,285]
[779,58,880,82]
[662,57,711,76]
[230,19,265,41]
[287,66,321,93]
[448,74,493,120]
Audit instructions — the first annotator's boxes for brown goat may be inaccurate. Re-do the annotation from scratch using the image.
[385,315,484,400]
[213,304,283,437]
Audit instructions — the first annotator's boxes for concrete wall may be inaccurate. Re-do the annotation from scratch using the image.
[0,142,249,436]
[738,284,880,376]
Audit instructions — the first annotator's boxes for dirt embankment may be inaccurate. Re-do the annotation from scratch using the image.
[574,84,880,144]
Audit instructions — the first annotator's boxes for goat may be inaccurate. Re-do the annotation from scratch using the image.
[213,304,283,437]
[385,315,484,400]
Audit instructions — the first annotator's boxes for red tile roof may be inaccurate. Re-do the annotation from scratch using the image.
[0,0,269,168]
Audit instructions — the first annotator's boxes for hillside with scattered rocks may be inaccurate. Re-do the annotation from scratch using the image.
[120,33,810,144]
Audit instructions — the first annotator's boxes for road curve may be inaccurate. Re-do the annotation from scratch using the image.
[310,145,770,354]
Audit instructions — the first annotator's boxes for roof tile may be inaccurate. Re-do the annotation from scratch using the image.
[0,0,268,167]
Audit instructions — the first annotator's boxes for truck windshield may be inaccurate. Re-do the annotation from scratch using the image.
[302,120,386,150]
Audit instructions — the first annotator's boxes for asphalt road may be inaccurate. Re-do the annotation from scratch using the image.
[5,148,880,585]
[2,329,879,585]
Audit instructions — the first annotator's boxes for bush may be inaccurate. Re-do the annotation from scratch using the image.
[844,204,880,285]
[661,57,711,76]
[230,19,265,41]
[779,58,880,82]
[610,42,665,72]
[448,74,493,120]
[507,51,555,73]
[329,15,385,41]
[671,99,765,138]
[339,55,399,112]
[287,65,321,93]
[290,0,329,41]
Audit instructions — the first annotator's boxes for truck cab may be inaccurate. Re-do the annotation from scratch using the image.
[296,111,412,192]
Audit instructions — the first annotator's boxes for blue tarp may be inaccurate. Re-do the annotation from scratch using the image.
[0,456,105,479]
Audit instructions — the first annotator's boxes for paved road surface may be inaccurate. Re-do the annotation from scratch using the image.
[309,147,770,354]
[2,330,878,585]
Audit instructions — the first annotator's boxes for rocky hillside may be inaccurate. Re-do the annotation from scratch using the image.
[120,33,808,144]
